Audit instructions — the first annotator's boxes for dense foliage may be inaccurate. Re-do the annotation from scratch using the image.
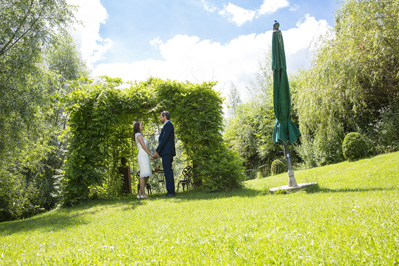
[270,158,286,175]
[62,78,245,205]
[0,0,81,221]
[61,77,155,205]
[293,0,399,167]
[224,56,299,178]
[156,81,245,192]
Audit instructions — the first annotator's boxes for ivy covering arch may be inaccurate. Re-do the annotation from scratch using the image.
[62,77,244,205]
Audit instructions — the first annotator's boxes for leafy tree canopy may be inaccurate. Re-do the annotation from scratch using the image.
[294,0,399,167]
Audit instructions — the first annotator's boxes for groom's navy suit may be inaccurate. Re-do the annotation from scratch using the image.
[156,120,176,195]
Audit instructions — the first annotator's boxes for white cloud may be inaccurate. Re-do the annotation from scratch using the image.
[218,0,290,26]
[219,3,256,26]
[284,15,331,55]
[67,0,113,68]
[290,4,299,11]
[93,33,267,101]
[200,0,217,12]
[258,0,290,15]
[92,15,332,101]
[150,37,163,48]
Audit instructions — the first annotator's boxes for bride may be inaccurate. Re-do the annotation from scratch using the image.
[133,121,153,199]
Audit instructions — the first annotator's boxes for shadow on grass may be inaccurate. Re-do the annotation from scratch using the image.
[0,195,145,235]
[148,187,264,202]
[302,184,397,194]
[0,188,262,233]
[0,212,88,236]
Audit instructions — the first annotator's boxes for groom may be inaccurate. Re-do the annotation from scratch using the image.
[153,111,176,197]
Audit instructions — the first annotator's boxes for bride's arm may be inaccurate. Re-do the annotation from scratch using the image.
[137,135,153,156]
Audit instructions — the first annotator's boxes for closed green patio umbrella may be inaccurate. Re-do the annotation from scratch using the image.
[272,21,301,145]
[269,21,316,193]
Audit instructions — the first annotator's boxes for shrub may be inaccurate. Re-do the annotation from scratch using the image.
[0,170,44,222]
[313,122,345,166]
[271,159,286,175]
[342,132,368,161]
[294,135,317,168]
[372,104,399,153]
[256,164,269,179]
[294,122,345,168]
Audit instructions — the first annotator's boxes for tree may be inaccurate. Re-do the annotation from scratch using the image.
[47,34,88,81]
[0,0,74,159]
[294,0,399,167]
[226,84,241,118]
[224,55,287,178]
[0,0,79,221]
[0,0,73,58]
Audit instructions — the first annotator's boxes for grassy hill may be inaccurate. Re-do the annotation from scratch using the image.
[1,152,398,265]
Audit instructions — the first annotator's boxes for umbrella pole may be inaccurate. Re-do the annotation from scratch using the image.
[283,143,298,187]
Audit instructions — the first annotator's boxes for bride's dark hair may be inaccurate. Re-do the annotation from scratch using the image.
[133,122,141,141]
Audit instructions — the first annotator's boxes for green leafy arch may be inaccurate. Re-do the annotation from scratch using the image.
[62,77,244,205]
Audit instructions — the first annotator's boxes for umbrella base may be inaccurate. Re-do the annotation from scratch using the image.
[269,182,318,194]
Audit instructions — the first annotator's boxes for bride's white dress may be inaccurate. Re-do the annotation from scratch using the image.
[135,133,152,178]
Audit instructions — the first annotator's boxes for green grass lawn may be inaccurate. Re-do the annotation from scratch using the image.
[1,152,399,265]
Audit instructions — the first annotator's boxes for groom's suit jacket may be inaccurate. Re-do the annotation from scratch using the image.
[156,120,176,157]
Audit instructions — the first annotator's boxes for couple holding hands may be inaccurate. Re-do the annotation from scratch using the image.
[133,111,176,199]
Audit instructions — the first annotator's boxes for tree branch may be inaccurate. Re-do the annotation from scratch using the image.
[0,0,48,57]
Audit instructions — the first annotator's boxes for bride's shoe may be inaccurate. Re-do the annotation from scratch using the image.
[137,195,141,199]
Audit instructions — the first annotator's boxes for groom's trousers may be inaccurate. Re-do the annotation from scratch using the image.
[161,155,175,194]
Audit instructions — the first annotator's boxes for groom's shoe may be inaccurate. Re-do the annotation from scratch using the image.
[163,193,176,198]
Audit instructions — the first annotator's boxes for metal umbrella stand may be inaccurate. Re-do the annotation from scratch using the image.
[269,21,317,194]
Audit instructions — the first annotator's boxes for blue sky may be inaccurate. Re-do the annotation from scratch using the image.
[68,0,337,99]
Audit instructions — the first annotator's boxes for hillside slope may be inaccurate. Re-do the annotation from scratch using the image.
[1,152,398,265]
